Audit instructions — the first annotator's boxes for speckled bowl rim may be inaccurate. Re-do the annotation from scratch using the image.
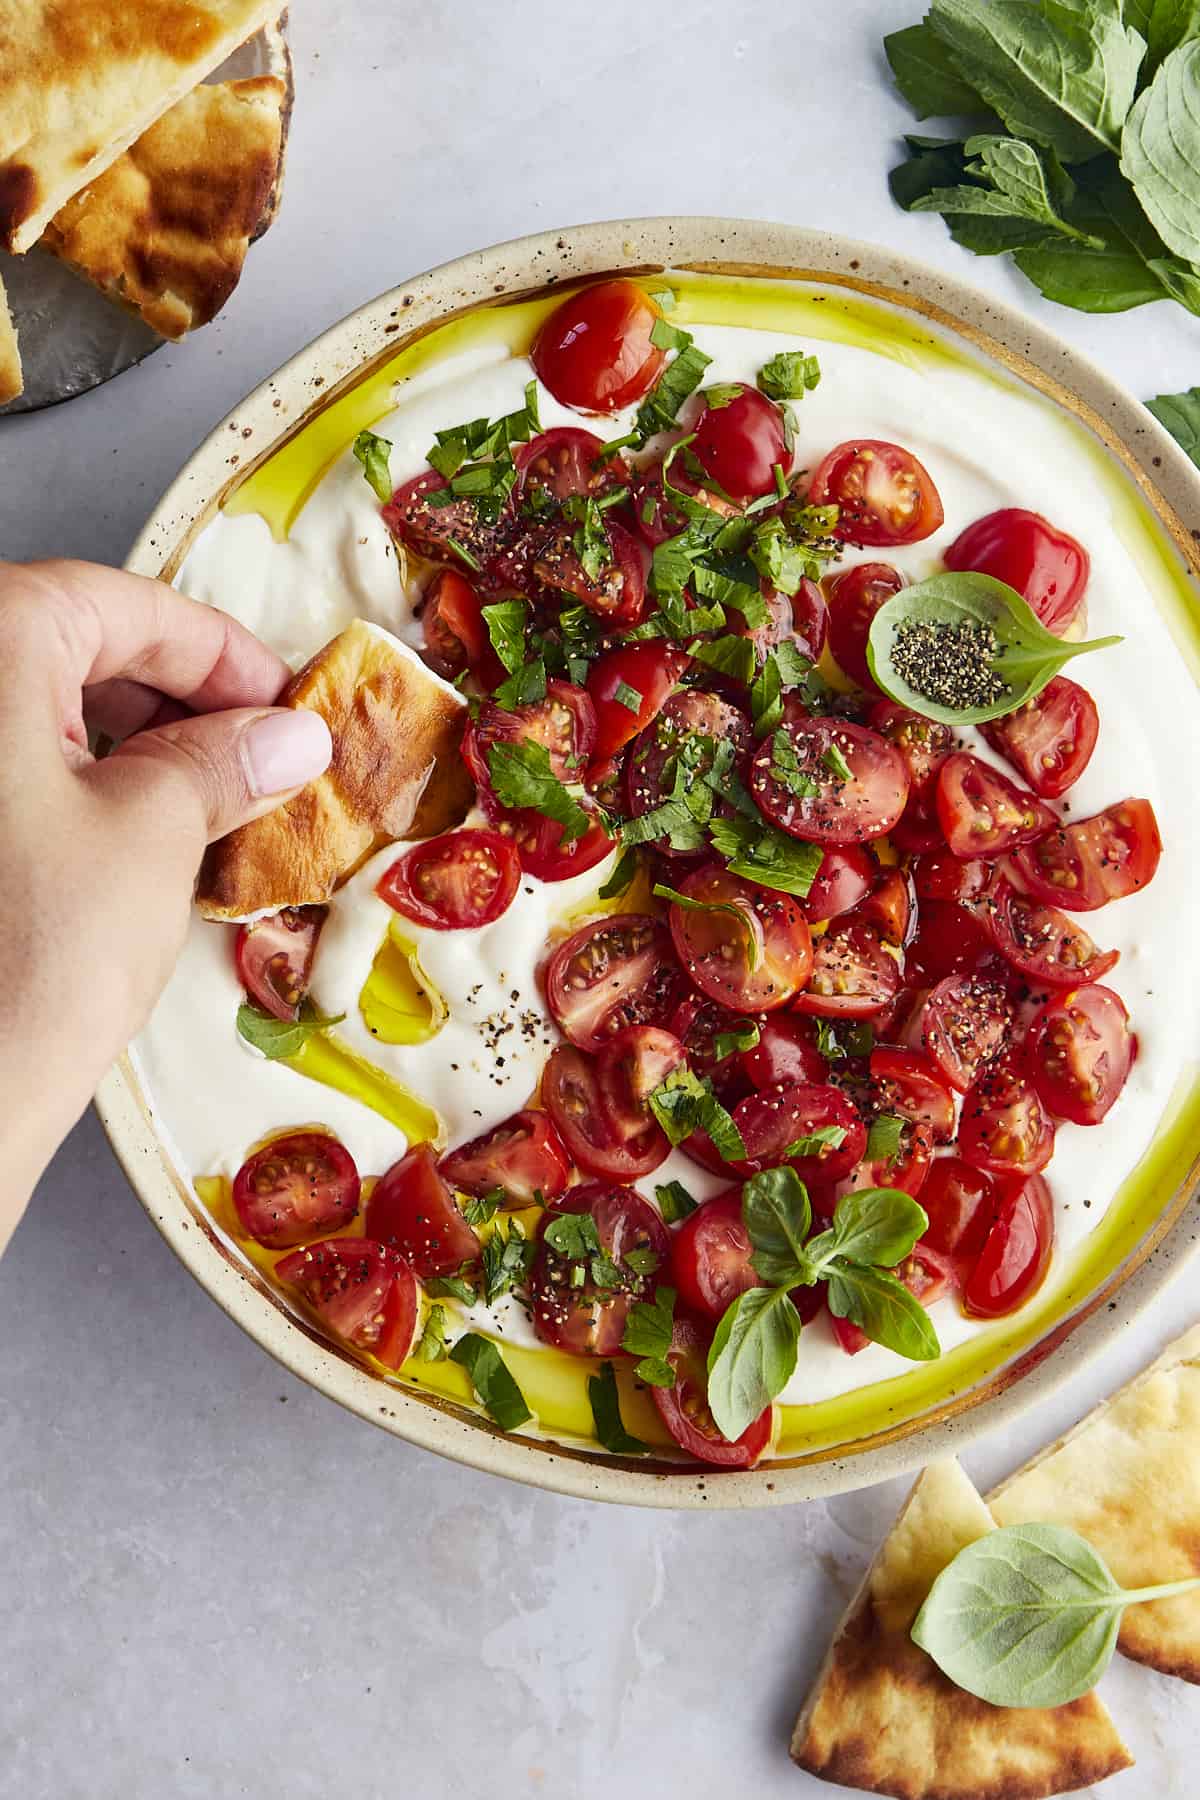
[97,216,1200,1509]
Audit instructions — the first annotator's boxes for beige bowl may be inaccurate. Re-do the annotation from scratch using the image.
[98,218,1200,1508]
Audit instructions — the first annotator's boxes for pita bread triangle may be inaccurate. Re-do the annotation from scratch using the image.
[0,270,20,403]
[791,1458,1132,1799]
[989,1322,1200,1685]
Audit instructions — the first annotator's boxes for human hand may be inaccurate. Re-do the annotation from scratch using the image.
[0,559,332,1249]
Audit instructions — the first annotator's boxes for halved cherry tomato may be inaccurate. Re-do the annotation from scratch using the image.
[936,753,1055,859]
[515,428,629,503]
[541,1044,668,1180]
[232,1131,360,1249]
[740,1015,828,1089]
[275,1238,418,1370]
[889,796,947,855]
[808,441,944,547]
[463,678,595,799]
[805,844,876,923]
[689,383,790,500]
[587,641,690,763]
[668,993,756,1099]
[670,1190,763,1323]
[365,1143,481,1277]
[545,914,684,1052]
[869,700,953,802]
[235,906,324,1023]
[913,851,990,904]
[851,867,915,946]
[596,1025,687,1142]
[531,280,666,414]
[752,715,909,844]
[981,677,1098,800]
[377,829,521,931]
[905,900,996,986]
[667,864,812,1013]
[825,562,904,690]
[792,921,900,1019]
[869,1046,956,1143]
[963,1173,1054,1317]
[957,1055,1055,1177]
[920,974,1013,1094]
[652,1313,773,1468]
[626,690,753,852]
[835,1111,932,1199]
[919,1157,997,1264]
[729,1081,866,1184]
[439,1109,571,1206]
[945,509,1088,636]
[384,472,503,570]
[419,568,499,682]
[984,877,1119,988]
[831,1244,953,1352]
[532,517,647,623]
[1027,985,1134,1126]
[498,807,614,883]
[1012,798,1162,911]
[630,455,736,546]
[529,1183,671,1355]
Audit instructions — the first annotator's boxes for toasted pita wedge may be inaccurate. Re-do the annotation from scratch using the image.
[990,1323,1200,1684]
[197,620,473,921]
[791,1459,1132,1799]
[0,0,280,252]
[0,270,20,402]
[40,76,285,340]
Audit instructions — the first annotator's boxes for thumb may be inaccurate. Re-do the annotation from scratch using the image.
[88,705,333,844]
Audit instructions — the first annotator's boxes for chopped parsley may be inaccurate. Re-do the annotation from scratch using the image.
[492,658,547,709]
[620,1284,678,1388]
[647,1066,746,1162]
[757,350,822,403]
[352,429,394,503]
[486,740,590,843]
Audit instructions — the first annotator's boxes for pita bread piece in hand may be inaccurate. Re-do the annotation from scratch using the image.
[0,0,281,253]
[791,1459,1132,1799]
[41,76,286,340]
[990,1322,1200,1685]
[197,619,473,921]
[0,270,20,402]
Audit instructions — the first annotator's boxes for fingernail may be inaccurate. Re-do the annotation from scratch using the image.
[242,708,332,797]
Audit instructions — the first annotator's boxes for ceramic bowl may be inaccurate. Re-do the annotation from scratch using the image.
[97,218,1200,1507]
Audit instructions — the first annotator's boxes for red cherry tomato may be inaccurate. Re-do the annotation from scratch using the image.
[514,427,629,503]
[752,715,909,844]
[498,807,614,883]
[670,1190,763,1323]
[232,1131,360,1249]
[889,796,947,855]
[377,829,521,931]
[945,509,1088,636]
[439,1109,571,1206]
[963,1173,1054,1317]
[851,867,916,947]
[545,914,685,1052]
[913,851,990,904]
[586,641,690,763]
[984,877,1119,988]
[531,280,666,414]
[740,1015,828,1089]
[630,455,737,546]
[957,1055,1055,1177]
[541,1044,668,1180]
[667,864,813,1013]
[835,1113,933,1199]
[919,1157,997,1264]
[905,900,997,986]
[825,562,904,689]
[365,1143,481,1278]
[869,1046,957,1143]
[981,677,1099,800]
[463,678,595,801]
[805,844,876,923]
[936,753,1056,859]
[626,690,753,854]
[729,1081,867,1184]
[668,993,756,1100]
[689,383,791,500]
[529,1183,671,1355]
[419,568,499,682]
[596,1026,687,1142]
[531,516,647,623]
[809,441,944,547]
[275,1238,418,1371]
[1012,798,1162,912]
[652,1312,773,1468]
[384,472,504,571]
[868,700,953,801]
[235,906,324,1023]
[1027,984,1134,1126]
[920,974,1014,1094]
[792,921,900,1020]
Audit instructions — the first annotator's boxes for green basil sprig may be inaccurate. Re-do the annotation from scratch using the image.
[236,998,345,1061]
[866,571,1121,726]
[912,1521,1200,1708]
[1148,384,1200,467]
[705,1170,940,1441]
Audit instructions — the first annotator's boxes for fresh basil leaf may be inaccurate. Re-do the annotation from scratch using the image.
[750,649,784,738]
[620,795,708,854]
[689,633,758,686]
[829,1186,929,1269]
[706,1286,800,1441]
[1121,40,1200,264]
[236,998,345,1061]
[742,1166,812,1287]
[825,1263,941,1361]
[482,1221,534,1304]
[486,740,591,842]
[353,429,394,503]
[913,134,1105,246]
[708,815,824,898]
[815,1019,874,1061]
[1133,0,1200,75]
[884,21,990,117]
[692,563,771,629]
[648,1066,746,1160]
[621,1284,677,1387]
[480,599,528,676]
[655,1180,698,1224]
[543,1213,602,1261]
[598,845,640,899]
[652,881,761,971]
[449,1333,533,1431]
[867,570,1121,725]
[912,1521,1200,1709]
[588,1360,649,1454]
[633,339,713,445]
[416,1302,449,1363]
[713,1021,761,1061]
[492,658,548,709]
[865,1112,907,1166]
[890,135,977,213]
[425,1271,478,1305]
[461,1190,504,1227]
[1148,385,1200,465]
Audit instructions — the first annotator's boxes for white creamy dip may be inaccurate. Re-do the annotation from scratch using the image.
[135,297,1200,1427]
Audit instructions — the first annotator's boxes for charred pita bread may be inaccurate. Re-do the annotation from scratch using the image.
[196,620,473,921]
[791,1459,1132,1799]
[41,76,285,340]
[989,1323,1200,1685]
[0,0,280,252]
[0,270,20,403]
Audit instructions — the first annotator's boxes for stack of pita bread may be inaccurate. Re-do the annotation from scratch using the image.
[0,1,292,405]
[793,1324,1200,1797]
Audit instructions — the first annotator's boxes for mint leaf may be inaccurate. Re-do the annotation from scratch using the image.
[647,1066,746,1161]
[1120,41,1200,265]
[1147,385,1200,465]
[706,1286,799,1441]
[742,1166,812,1286]
[353,430,394,503]
[416,1302,449,1363]
[708,815,824,899]
[481,599,528,676]
[884,21,990,117]
[655,1180,698,1224]
[621,1284,677,1387]
[485,740,591,843]
[449,1333,532,1431]
[826,1263,941,1361]
[236,998,345,1061]
[588,1361,649,1454]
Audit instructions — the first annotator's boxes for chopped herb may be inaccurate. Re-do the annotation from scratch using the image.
[425,1272,479,1306]
[648,1066,746,1161]
[236,998,345,1061]
[588,1360,649,1454]
[771,727,820,799]
[689,634,757,686]
[352,429,394,503]
[598,846,640,900]
[543,1213,602,1261]
[482,1220,534,1305]
[757,350,822,402]
[708,815,824,899]
[481,598,529,676]
[815,1019,875,1061]
[822,742,853,783]
[416,1303,449,1362]
[713,1020,761,1061]
[486,740,591,843]
[565,493,613,583]
[784,1124,849,1158]
[613,680,644,713]
[449,1333,532,1431]
[461,1190,504,1227]
[865,1113,907,1165]
[492,658,548,709]
[631,328,713,446]
[621,1284,678,1387]
[655,1180,699,1224]
[624,1247,662,1278]
[652,880,761,971]
[691,563,770,629]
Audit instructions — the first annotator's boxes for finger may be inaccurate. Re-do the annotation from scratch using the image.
[0,558,290,713]
[84,680,192,739]
[85,704,332,845]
